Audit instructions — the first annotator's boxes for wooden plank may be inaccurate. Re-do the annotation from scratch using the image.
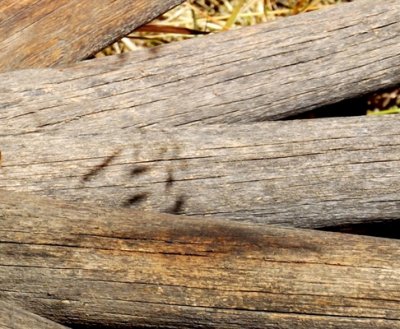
[0,301,69,329]
[1,190,400,328]
[0,0,185,71]
[0,0,399,130]
[1,115,399,228]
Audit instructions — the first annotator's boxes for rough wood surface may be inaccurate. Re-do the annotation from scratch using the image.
[0,0,185,71]
[0,0,399,130]
[1,115,399,228]
[1,190,400,328]
[0,301,69,329]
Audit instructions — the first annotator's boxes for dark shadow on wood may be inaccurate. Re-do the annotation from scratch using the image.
[69,319,157,329]
[284,84,400,119]
[284,94,368,119]
[321,219,400,239]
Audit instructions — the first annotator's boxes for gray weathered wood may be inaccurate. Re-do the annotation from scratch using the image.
[0,0,185,71]
[0,0,399,133]
[0,191,400,329]
[1,190,400,329]
[1,115,399,228]
[0,300,69,329]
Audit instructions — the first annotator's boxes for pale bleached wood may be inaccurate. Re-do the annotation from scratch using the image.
[1,190,400,328]
[0,301,69,329]
[0,0,399,133]
[0,0,185,71]
[1,115,399,228]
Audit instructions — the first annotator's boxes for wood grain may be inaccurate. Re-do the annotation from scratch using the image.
[1,115,399,228]
[0,0,185,71]
[0,300,69,329]
[0,0,399,131]
[1,190,400,328]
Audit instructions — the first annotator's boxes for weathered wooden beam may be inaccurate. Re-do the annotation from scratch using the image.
[1,116,399,228]
[0,300,69,329]
[0,0,398,131]
[0,0,185,71]
[1,190,400,328]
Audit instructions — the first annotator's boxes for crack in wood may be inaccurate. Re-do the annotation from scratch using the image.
[122,192,149,207]
[165,195,186,215]
[130,165,150,176]
[166,169,174,190]
[81,149,121,182]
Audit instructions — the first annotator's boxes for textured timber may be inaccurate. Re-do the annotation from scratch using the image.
[0,0,185,71]
[1,190,400,328]
[0,0,399,133]
[0,116,399,228]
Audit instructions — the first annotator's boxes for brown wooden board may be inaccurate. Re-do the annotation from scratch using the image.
[1,115,399,228]
[0,0,398,129]
[1,190,400,328]
[0,301,69,329]
[0,0,185,71]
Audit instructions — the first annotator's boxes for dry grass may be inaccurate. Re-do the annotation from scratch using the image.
[97,0,353,54]
[96,0,399,115]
